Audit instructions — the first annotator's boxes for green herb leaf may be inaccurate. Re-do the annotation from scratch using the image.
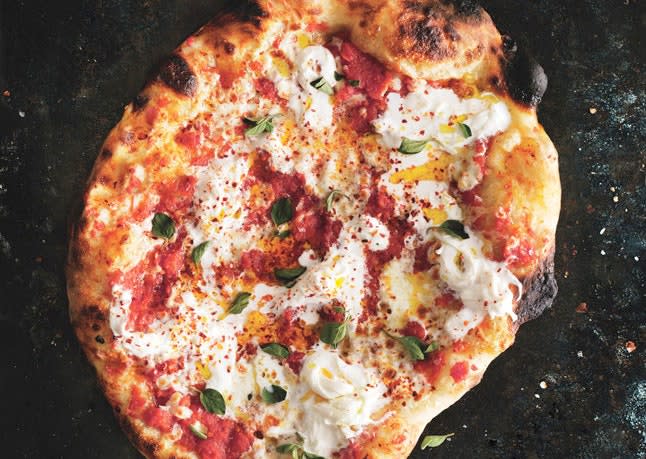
[383,331,431,361]
[276,229,292,239]
[320,322,347,349]
[229,292,252,314]
[420,433,454,449]
[151,213,175,239]
[325,190,351,211]
[261,343,290,359]
[199,388,225,415]
[303,454,325,459]
[244,115,277,136]
[189,423,208,440]
[397,335,426,360]
[276,443,324,459]
[425,341,440,353]
[261,384,287,404]
[398,137,428,154]
[334,71,344,81]
[191,241,210,265]
[276,443,300,454]
[457,122,472,138]
[310,77,334,95]
[275,266,307,287]
[271,197,294,226]
[348,79,360,87]
[438,220,469,239]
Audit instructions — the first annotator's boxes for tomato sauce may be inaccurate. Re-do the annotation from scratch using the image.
[119,231,187,332]
[254,78,280,103]
[449,361,469,383]
[156,175,196,217]
[339,41,392,101]
[178,397,254,459]
[414,350,446,385]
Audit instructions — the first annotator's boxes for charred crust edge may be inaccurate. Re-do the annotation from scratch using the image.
[398,0,487,61]
[158,54,197,97]
[502,37,548,107]
[132,93,150,112]
[516,252,558,326]
[222,0,268,27]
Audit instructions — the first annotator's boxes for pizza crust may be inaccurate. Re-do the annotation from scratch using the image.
[67,1,560,458]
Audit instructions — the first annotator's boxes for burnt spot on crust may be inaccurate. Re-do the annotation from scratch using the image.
[516,252,558,326]
[223,40,236,54]
[100,148,112,159]
[95,335,105,344]
[502,37,548,107]
[132,93,149,112]
[224,0,268,28]
[81,304,107,323]
[158,54,197,97]
[399,12,454,61]
[444,0,484,20]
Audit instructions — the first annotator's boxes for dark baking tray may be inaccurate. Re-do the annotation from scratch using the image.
[0,1,643,457]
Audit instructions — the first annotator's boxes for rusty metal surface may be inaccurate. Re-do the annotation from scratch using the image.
[0,1,643,457]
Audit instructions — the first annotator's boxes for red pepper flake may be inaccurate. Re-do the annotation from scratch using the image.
[625,341,637,353]
[575,302,588,313]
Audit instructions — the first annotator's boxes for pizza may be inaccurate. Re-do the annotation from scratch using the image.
[66,1,560,458]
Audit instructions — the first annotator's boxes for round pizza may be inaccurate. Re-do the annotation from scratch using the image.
[66,1,561,458]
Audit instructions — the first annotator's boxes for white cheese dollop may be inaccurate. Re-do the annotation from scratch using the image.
[295,45,337,92]
[373,86,511,153]
[436,228,522,339]
[268,347,388,458]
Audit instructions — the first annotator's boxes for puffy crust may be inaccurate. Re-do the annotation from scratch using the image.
[67,1,560,458]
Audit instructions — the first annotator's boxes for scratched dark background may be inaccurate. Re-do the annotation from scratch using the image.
[0,1,644,458]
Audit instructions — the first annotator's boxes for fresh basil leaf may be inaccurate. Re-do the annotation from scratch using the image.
[384,331,430,361]
[310,77,334,95]
[199,388,225,415]
[261,384,287,404]
[276,443,300,454]
[244,115,276,136]
[261,343,290,359]
[151,212,175,239]
[191,241,209,265]
[457,122,472,138]
[334,71,344,81]
[320,322,347,349]
[425,341,440,353]
[325,190,351,211]
[420,433,454,449]
[275,266,306,287]
[189,423,208,440]
[348,79,360,87]
[398,335,426,360]
[398,137,427,154]
[276,229,292,239]
[439,220,469,239]
[229,292,252,314]
[271,197,294,226]
[303,452,325,459]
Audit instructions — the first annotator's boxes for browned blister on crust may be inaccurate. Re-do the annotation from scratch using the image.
[66,1,560,458]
